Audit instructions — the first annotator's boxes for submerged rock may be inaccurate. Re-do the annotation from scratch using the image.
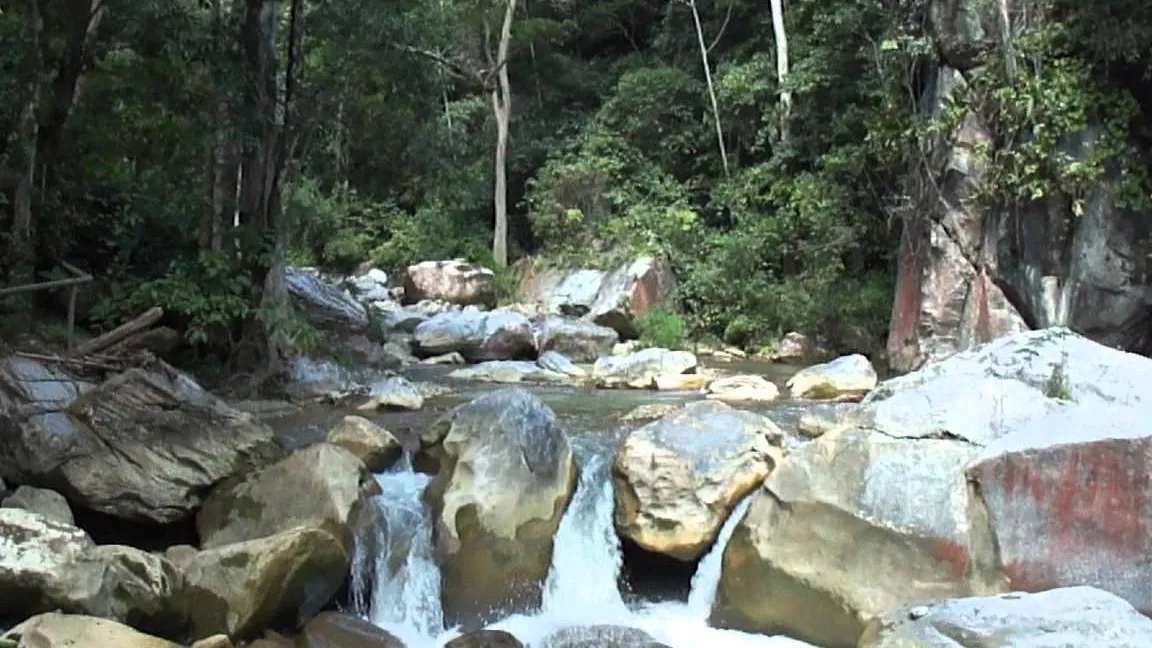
[592,348,697,389]
[2,613,182,648]
[860,586,1152,647]
[534,316,619,363]
[414,310,536,362]
[404,259,497,308]
[1,486,73,525]
[419,389,576,627]
[786,353,878,399]
[299,612,406,648]
[0,357,281,524]
[325,416,402,472]
[614,401,784,562]
[444,629,524,648]
[197,443,373,552]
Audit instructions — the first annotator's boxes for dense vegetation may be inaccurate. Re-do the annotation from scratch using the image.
[1,0,1150,375]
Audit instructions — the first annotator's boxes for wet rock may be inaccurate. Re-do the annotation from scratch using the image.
[540,625,671,648]
[592,348,697,389]
[404,260,497,308]
[620,403,681,423]
[285,267,369,333]
[967,401,1152,614]
[537,351,586,378]
[419,389,576,627]
[0,509,181,632]
[705,375,780,403]
[534,316,619,363]
[173,526,348,641]
[614,401,784,562]
[859,586,1152,647]
[711,426,1002,648]
[1,486,73,525]
[652,372,710,391]
[325,416,402,472]
[197,443,372,552]
[449,361,573,385]
[786,354,877,400]
[0,358,282,524]
[768,332,814,363]
[443,629,524,648]
[414,310,536,362]
[299,611,406,648]
[517,256,676,339]
[358,376,427,411]
[2,613,181,648]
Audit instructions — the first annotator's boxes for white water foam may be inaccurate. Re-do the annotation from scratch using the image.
[362,444,815,648]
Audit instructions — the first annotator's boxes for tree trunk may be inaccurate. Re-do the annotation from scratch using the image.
[688,0,729,177]
[490,0,517,268]
[769,0,791,145]
[5,0,44,287]
[37,0,106,170]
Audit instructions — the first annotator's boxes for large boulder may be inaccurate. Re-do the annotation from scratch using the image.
[404,259,497,307]
[516,256,676,339]
[325,416,402,472]
[785,354,878,400]
[859,586,1152,647]
[534,316,619,363]
[592,348,697,389]
[1,485,73,525]
[0,357,282,524]
[298,612,406,648]
[613,401,784,561]
[419,389,577,627]
[0,509,182,633]
[413,310,536,362]
[285,267,370,333]
[967,400,1152,615]
[445,630,524,648]
[449,361,573,385]
[358,376,428,411]
[705,375,780,403]
[173,526,348,641]
[2,613,182,648]
[711,425,1004,648]
[197,443,373,552]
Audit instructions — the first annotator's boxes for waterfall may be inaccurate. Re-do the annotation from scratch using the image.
[685,493,755,616]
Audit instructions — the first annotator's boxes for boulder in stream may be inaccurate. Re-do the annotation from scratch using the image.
[358,375,428,411]
[404,259,497,308]
[3,613,182,648]
[419,388,577,627]
[299,611,406,648]
[540,625,671,648]
[325,416,402,472]
[0,357,282,524]
[537,351,587,378]
[414,310,537,362]
[613,400,784,562]
[449,361,573,385]
[785,353,877,400]
[285,267,369,333]
[859,586,1152,648]
[705,375,780,403]
[444,629,524,648]
[534,316,619,363]
[592,348,697,389]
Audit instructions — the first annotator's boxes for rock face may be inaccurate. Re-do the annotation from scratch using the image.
[534,316,619,363]
[325,416,402,472]
[197,443,372,552]
[404,259,497,307]
[886,3,1152,371]
[414,310,537,362]
[0,358,281,524]
[592,348,697,389]
[785,354,878,399]
[516,256,676,338]
[419,389,576,626]
[613,401,783,562]
[285,267,370,333]
[1,486,74,525]
[174,526,348,640]
[3,613,183,648]
[860,587,1152,648]
[0,509,181,633]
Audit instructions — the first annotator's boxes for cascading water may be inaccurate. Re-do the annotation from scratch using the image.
[357,439,815,648]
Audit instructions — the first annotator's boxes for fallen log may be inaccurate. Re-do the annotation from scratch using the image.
[70,306,164,359]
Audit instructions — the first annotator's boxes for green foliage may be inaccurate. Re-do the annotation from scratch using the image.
[634,307,687,350]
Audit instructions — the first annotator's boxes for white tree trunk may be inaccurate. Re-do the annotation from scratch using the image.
[769,0,791,145]
[491,0,517,268]
[688,0,729,177]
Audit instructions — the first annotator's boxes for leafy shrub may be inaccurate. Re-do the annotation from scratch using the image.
[634,307,687,350]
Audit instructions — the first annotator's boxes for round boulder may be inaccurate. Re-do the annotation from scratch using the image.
[325,416,402,472]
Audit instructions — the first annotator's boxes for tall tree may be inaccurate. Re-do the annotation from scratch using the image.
[686,0,729,177]
[769,0,790,144]
[490,0,517,268]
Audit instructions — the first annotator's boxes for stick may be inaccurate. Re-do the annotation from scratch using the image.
[15,350,122,371]
[70,306,163,358]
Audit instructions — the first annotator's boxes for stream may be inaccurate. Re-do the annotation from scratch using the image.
[279,356,815,647]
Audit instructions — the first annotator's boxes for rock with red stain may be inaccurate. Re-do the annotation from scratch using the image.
[967,401,1152,614]
[711,426,1006,648]
[515,256,676,339]
[860,586,1152,647]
